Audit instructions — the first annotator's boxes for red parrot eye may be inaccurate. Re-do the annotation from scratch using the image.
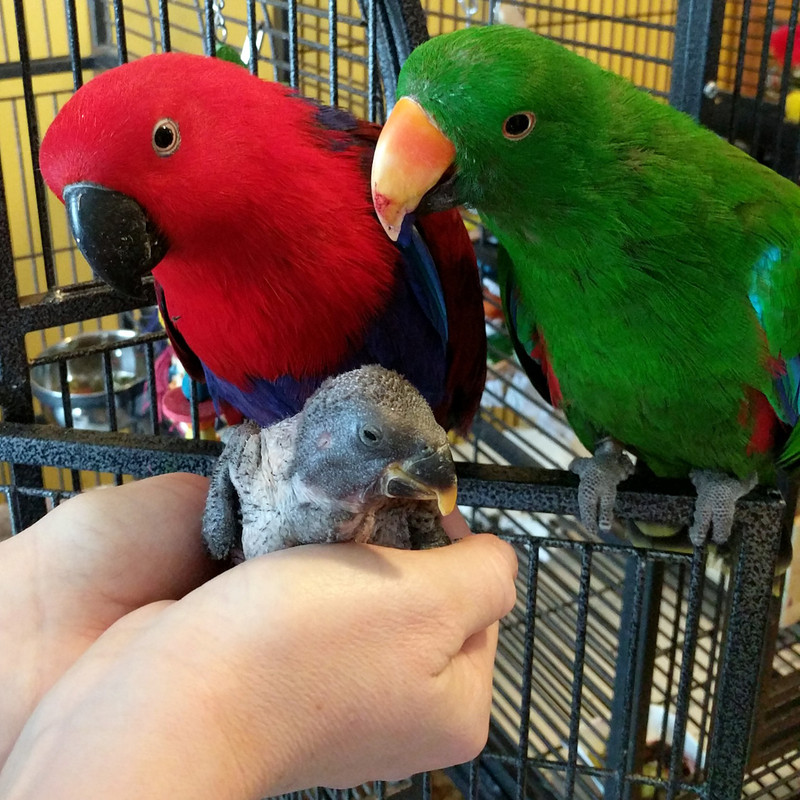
[152,118,180,156]
[502,112,536,140]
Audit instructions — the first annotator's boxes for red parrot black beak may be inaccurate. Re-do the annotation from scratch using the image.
[63,182,169,298]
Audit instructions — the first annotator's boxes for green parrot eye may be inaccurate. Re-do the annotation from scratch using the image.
[502,112,536,140]
[359,424,383,446]
[152,118,180,157]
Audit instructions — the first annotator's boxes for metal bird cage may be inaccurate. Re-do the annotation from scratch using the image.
[0,1,799,799]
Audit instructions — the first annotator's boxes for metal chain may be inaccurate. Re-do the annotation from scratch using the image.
[212,0,228,41]
[457,0,479,20]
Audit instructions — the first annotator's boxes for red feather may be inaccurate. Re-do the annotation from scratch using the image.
[739,388,780,456]
[531,335,563,409]
[770,24,800,68]
[40,56,395,384]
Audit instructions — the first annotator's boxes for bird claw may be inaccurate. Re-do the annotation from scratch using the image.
[689,470,757,547]
[569,440,635,535]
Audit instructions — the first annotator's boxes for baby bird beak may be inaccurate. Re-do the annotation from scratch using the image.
[382,443,458,515]
[371,97,456,242]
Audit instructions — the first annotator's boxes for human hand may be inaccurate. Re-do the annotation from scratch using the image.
[0,473,219,766]
[0,474,517,800]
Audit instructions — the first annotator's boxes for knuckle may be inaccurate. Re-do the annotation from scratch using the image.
[482,538,519,613]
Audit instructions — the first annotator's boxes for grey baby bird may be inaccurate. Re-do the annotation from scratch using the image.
[202,365,458,561]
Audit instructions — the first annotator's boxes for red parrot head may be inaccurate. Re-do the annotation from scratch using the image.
[39,53,346,297]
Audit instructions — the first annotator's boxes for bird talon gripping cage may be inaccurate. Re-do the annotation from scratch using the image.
[1,1,799,798]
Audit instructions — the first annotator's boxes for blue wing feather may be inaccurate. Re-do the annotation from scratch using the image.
[396,215,448,344]
[204,231,449,426]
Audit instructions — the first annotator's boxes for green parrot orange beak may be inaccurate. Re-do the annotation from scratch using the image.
[381,443,458,515]
[63,181,169,298]
[371,97,457,242]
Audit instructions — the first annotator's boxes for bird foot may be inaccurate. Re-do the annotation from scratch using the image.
[569,439,635,535]
[689,470,757,547]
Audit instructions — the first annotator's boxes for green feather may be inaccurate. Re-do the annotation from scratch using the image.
[214,41,246,67]
[398,25,800,481]
[779,425,800,467]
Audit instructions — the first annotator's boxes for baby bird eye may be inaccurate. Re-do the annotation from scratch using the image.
[359,424,383,446]
[152,118,180,157]
[502,112,536,140]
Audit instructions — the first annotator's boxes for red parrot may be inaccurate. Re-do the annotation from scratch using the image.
[39,53,486,430]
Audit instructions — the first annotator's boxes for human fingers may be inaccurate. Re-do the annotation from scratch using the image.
[39,473,218,616]
[419,533,518,641]
[236,538,516,788]
[0,536,517,799]
[0,600,176,793]
[200,535,517,788]
[0,474,217,766]
[441,506,472,539]
[425,622,500,766]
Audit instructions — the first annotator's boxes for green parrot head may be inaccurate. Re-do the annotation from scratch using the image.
[371,25,612,238]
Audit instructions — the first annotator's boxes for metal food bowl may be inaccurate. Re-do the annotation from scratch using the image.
[31,330,148,431]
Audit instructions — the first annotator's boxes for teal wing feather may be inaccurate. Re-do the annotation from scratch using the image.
[747,228,800,467]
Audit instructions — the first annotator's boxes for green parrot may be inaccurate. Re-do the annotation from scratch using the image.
[370,24,800,545]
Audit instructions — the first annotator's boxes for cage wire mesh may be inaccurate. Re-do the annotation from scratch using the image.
[421,0,677,98]
[0,1,799,799]
[701,0,800,181]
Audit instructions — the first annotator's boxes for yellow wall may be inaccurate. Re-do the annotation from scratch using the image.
[1,1,91,301]
[716,0,794,97]
[423,0,676,95]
